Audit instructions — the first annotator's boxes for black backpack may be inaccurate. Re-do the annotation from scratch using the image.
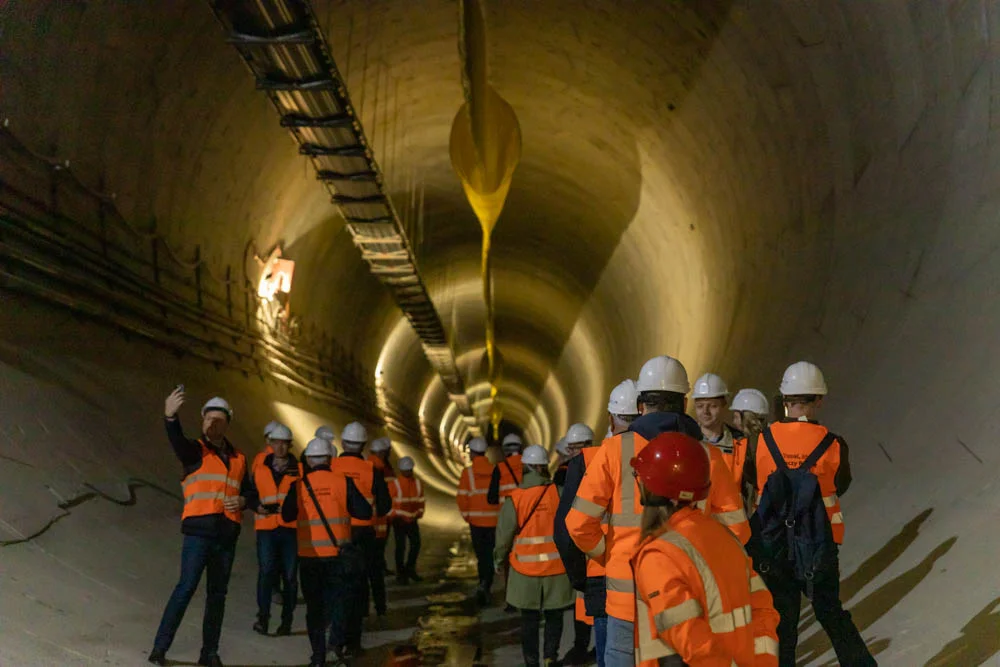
[752,427,837,583]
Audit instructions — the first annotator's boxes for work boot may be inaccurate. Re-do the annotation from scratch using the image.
[147,650,167,666]
[198,654,224,667]
[252,616,269,635]
[560,645,590,666]
[408,569,423,582]
[275,621,292,636]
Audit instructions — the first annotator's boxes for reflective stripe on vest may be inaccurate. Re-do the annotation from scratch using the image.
[391,477,424,521]
[253,461,296,531]
[459,463,500,525]
[509,484,564,576]
[181,443,246,524]
[635,530,753,662]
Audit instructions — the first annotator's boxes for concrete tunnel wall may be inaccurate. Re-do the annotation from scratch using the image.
[2,1,1000,664]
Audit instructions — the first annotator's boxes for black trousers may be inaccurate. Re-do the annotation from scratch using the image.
[376,536,390,574]
[470,525,496,590]
[299,557,345,665]
[572,618,591,651]
[521,608,564,666]
[761,552,876,667]
[353,527,387,615]
[394,520,421,573]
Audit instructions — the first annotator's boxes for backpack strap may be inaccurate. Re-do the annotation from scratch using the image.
[503,457,520,485]
[761,427,788,471]
[302,473,341,549]
[515,483,553,535]
[800,433,838,472]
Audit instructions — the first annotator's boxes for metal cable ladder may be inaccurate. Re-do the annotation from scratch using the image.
[209,0,476,427]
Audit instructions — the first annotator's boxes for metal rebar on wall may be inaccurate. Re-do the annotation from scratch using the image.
[209,0,476,435]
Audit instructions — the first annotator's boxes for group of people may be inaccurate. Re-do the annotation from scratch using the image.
[147,387,425,667]
[458,355,877,667]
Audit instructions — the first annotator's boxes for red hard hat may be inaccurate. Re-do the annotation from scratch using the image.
[630,432,711,502]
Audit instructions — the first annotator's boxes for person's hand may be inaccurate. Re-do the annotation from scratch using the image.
[223,496,244,512]
[165,387,185,418]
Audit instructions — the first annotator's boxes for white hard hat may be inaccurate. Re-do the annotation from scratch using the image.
[780,362,828,396]
[315,425,336,442]
[370,437,392,453]
[304,437,334,458]
[398,456,415,472]
[468,437,488,454]
[521,445,549,465]
[267,424,292,441]
[566,423,595,445]
[607,379,639,415]
[341,422,367,451]
[554,437,570,457]
[731,389,769,416]
[264,420,280,437]
[636,356,689,394]
[201,397,233,420]
[692,373,729,400]
[501,433,523,450]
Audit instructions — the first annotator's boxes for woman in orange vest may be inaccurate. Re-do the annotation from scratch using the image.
[456,436,500,605]
[494,445,574,667]
[630,432,780,666]
[389,456,425,583]
[149,389,254,667]
[248,422,299,637]
[280,437,373,667]
[729,388,769,513]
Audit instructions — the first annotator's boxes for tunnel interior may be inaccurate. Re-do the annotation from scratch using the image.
[3,1,1000,665]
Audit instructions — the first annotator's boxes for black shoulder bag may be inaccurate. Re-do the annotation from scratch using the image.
[301,473,367,579]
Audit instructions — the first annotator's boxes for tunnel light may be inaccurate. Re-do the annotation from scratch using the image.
[257,248,295,301]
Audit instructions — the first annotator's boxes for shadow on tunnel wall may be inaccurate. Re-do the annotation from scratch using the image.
[796,535,958,666]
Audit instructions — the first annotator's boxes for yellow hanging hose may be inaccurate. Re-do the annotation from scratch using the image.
[450,0,522,439]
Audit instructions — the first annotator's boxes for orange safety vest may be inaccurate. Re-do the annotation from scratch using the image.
[296,469,352,558]
[330,454,376,528]
[457,456,500,527]
[496,453,523,499]
[371,455,393,539]
[390,476,424,523]
[631,507,780,666]
[696,442,751,544]
[181,441,247,524]
[730,436,748,486]
[508,484,564,577]
[755,421,846,544]
[575,446,605,625]
[251,446,273,476]
[706,427,738,476]
[253,458,297,531]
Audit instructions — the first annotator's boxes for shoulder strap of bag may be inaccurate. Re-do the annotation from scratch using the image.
[302,473,340,549]
[800,432,838,473]
[503,457,520,485]
[515,483,553,535]
[761,427,788,472]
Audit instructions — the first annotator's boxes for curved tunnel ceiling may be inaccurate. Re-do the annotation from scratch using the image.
[4,1,1000,661]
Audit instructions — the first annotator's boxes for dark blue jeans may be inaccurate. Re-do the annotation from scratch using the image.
[152,534,237,657]
[256,528,298,625]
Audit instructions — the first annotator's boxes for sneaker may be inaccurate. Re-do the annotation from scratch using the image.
[275,621,292,636]
[147,650,167,666]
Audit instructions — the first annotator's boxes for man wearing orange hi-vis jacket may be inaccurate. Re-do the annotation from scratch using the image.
[630,432,780,666]
[457,436,500,605]
[390,457,425,583]
[566,355,748,667]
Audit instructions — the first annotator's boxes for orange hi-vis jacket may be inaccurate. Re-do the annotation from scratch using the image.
[731,436,749,486]
[295,469,352,558]
[251,446,273,475]
[631,507,780,666]
[508,484,564,577]
[371,455,393,539]
[497,453,523,498]
[457,455,500,527]
[696,443,751,544]
[253,459,296,531]
[330,454,376,528]
[576,446,605,625]
[566,430,749,622]
[182,441,247,524]
[390,476,425,523]
[755,421,846,544]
